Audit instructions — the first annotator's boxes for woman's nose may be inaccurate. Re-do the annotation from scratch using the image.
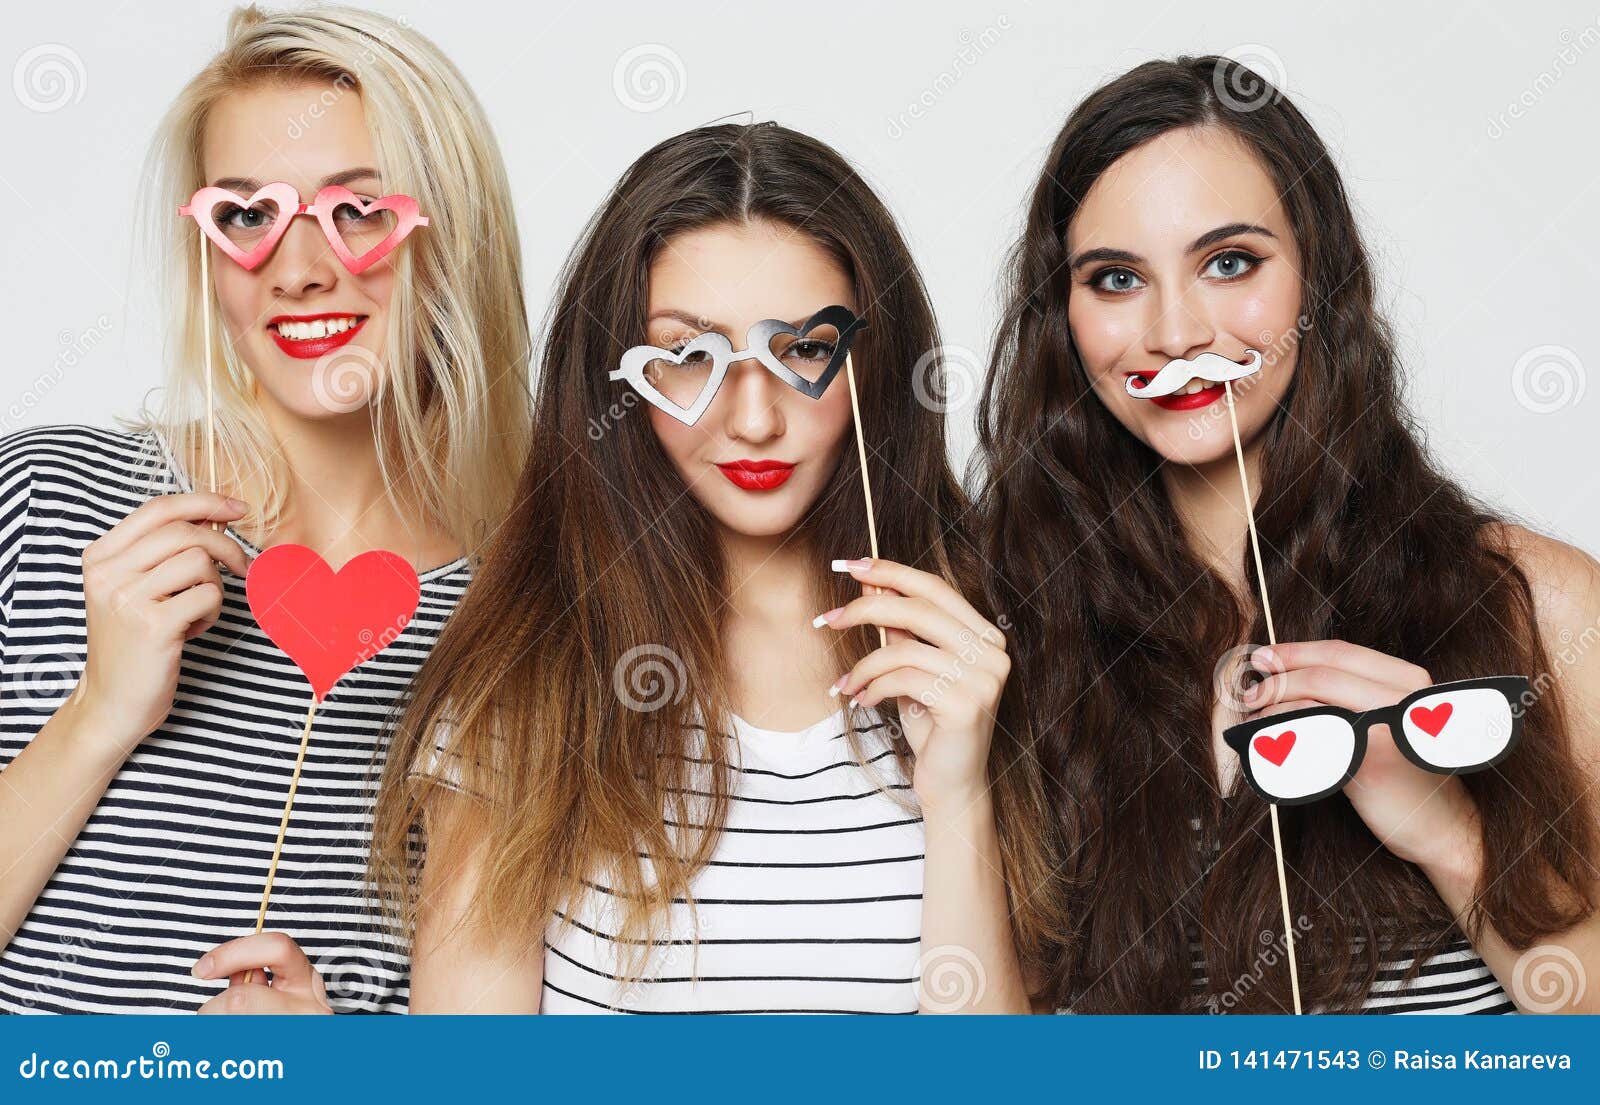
[268,214,339,298]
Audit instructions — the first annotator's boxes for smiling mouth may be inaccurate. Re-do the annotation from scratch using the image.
[268,313,368,359]
[1125,373,1226,410]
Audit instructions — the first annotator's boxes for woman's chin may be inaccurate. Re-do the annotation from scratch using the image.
[1136,424,1249,469]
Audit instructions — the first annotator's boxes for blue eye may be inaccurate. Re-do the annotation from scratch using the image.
[1204,250,1260,280]
[1091,267,1144,294]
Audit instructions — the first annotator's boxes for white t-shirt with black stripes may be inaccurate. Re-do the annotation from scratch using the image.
[0,425,468,1013]
[544,708,924,1014]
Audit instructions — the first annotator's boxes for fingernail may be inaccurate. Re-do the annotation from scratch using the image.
[225,498,246,510]
[192,954,214,978]
[829,675,847,698]
[812,607,843,628]
[847,696,860,709]
[1253,646,1277,667]
[830,557,873,574]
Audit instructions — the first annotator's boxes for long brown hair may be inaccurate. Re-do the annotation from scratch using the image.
[975,57,1596,1012]
[373,122,1060,980]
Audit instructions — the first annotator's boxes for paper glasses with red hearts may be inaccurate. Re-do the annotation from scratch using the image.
[178,182,429,275]
[1224,675,1528,806]
[611,305,868,427]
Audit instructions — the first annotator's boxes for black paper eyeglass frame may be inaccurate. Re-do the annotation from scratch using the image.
[1222,675,1529,806]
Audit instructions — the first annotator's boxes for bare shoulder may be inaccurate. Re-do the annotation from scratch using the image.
[1485,522,1600,760]
[1483,522,1600,635]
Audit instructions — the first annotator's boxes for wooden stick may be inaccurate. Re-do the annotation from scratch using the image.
[1223,378,1302,1015]
[243,699,320,985]
[200,234,220,532]
[843,353,888,649]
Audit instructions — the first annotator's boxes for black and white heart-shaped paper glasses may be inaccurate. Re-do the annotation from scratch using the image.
[610,305,868,426]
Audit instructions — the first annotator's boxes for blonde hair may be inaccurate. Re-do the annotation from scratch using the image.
[138,3,530,550]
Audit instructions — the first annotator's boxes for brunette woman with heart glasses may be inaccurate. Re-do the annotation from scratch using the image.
[0,5,530,1012]
[289,120,1053,1015]
[975,56,1600,1013]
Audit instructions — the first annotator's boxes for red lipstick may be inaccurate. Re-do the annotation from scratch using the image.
[716,458,796,491]
[268,312,368,360]
[1125,373,1226,411]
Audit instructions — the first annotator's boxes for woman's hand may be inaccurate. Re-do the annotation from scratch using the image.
[74,492,250,758]
[1243,640,1480,871]
[814,557,1009,812]
[192,932,333,1015]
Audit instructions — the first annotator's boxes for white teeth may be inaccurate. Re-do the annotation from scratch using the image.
[273,316,361,340]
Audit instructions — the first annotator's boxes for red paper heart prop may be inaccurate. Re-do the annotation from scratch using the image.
[1253,730,1297,767]
[245,544,421,702]
[1409,702,1453,737]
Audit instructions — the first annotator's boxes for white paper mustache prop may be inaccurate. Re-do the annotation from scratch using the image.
[1125,348,1263,398]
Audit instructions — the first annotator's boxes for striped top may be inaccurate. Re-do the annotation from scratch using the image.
[418,706,925,1013]
[0,425,468,1014]
[1183,820,1515,1014]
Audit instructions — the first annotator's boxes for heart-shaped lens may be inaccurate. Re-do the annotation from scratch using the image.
[767,320,842,386]
[312,186,428,275]
[1400,686,1513,770]
[643,342,719,410]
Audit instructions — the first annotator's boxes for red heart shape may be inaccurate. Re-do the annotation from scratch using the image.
[1253,730,1296,767]
[1409,702,1453,737]
[245,544,421,702]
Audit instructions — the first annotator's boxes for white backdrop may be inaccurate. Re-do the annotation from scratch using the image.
[3,0,1596,552]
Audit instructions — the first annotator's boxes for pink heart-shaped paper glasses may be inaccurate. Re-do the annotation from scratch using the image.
[178,183,429,275]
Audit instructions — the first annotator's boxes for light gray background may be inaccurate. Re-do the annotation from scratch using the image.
[3,0,1596,552]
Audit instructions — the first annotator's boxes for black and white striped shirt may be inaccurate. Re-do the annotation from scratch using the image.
[534,708,926,1014]
[0,425,469,1013]
[1183,821,1515,1014]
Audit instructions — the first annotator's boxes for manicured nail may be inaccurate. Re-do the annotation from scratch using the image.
[831,557,873,574]
[847,695,860,709]
[192,955,214,978]
[1253,646,1277,667]
[828,675,847,698]
[225,498,247,510]
[812,607,843,628]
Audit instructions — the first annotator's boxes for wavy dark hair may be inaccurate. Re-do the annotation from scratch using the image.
[373,122,1062,982]
[975,56,1596,1012]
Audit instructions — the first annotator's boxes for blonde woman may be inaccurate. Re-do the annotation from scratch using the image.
[0,4,530,1012]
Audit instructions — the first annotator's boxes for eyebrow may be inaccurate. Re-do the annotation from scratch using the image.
[1068,221,1277,271]
[646,310,812,333]
[208,167,383,193]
